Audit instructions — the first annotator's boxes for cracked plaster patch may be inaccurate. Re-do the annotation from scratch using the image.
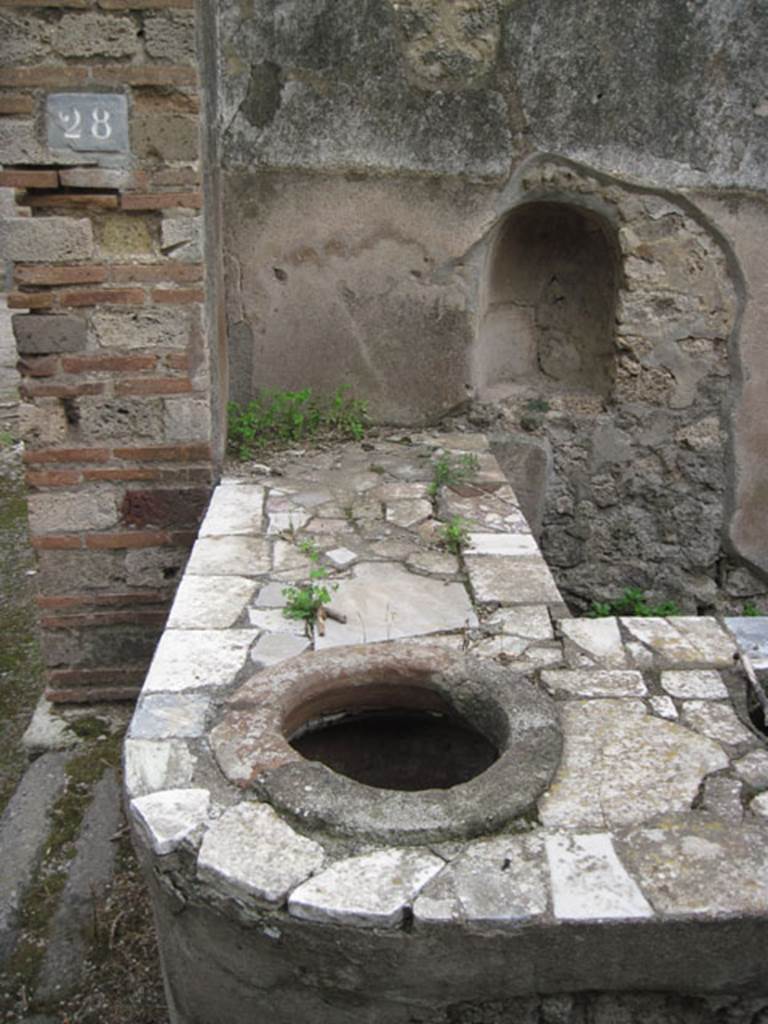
[289,848,444,928]
[484,605,553,640]
[167,574,255,629]
[681,700,756,746]
[314,561,477,648]
[541,670,646,698]
[560,617,628,668]
[250,632,311,666]
[130,788,210,856]
[546,832,653,921]
[129,691,210,740]
[186,535,272,576]
[413,834,547,926]
[465,556,562,606]
[617,818,768,916]
[661,670,728,700]
[198,483,264,536]
[538,699,728,829]
[142,629,258,693]
[198,803,325,906]
[621,617,736,666]
[124,739,197,799]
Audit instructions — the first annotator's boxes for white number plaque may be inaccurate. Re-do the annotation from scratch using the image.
[46,93,129,153]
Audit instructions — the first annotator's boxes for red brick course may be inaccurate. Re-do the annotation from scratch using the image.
[98,0,193,8]
[0,0,91,6]
[90,65,197,86]
[0,93,36,115]
[23,193,120,210]
[112,443,211,462]
[21,381,104,398]
[121,191,202,210]
[0,67,89,87]
[150,287,205,304]
[109,263,203,284]
[18,355,59,377]
[0,170,59,189]
[114,377,192,395]
[58,287,146,307]
[61,354,157,373]
[85,530,171,549]
[37,591,169,610]
[15,265,109,286]
[41,609,169,629]
[26,469,82,487]
[8,293,54,310]
[82,467,162,482]
[31,535,83,550]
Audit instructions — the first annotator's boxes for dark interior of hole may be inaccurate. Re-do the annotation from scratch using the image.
[290,710,499,791]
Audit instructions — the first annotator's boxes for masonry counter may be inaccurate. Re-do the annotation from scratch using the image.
[125,434,768,1024]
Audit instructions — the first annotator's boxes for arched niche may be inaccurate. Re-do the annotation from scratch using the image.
[477,201,621,398]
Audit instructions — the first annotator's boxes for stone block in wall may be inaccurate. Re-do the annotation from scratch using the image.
[36,548,127,595]
[161,211,202,261]
[133,113,199,163]
[18,398,69,446]
[91,307,193,350]
[97,214,156,256]
[125,544,189,589]
[54,12,140,60]
[27,487,120,534]
[144,11,197,65]
[0,217,93,263]
[41,623,164,672]
[0,12,54,65]
[0,120,50,166]
[163,397,211,442]
[59,168,137,190]
[13,314,87,355]
[75,396,166,442]
[121,487,209,529]
[0,120,89,168]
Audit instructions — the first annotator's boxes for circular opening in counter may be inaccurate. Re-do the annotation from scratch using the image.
[290,706,499,790]
[211,644,563,844]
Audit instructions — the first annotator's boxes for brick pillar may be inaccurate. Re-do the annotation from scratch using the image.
[0,0,217,702]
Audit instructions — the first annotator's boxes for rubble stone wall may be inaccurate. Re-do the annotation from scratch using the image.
[478,160,761,614]
[0,0,220,702]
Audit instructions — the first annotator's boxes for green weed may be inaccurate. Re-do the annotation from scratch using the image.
[227,385,367,458]
[282,541,337,628]
[440,516,470,555]
[427,452,480,498]
[589,587,680,618]
[743,602,763,617]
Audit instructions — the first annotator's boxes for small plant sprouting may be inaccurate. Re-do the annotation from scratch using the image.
[589,587,680,618]
[743,602,763,617]
[227,385,367,459]
[427,452,480,498]
[282,539,337,631]
[440,516,470,555]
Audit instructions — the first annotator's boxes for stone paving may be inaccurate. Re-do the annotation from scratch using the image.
[124,433,768,1014]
